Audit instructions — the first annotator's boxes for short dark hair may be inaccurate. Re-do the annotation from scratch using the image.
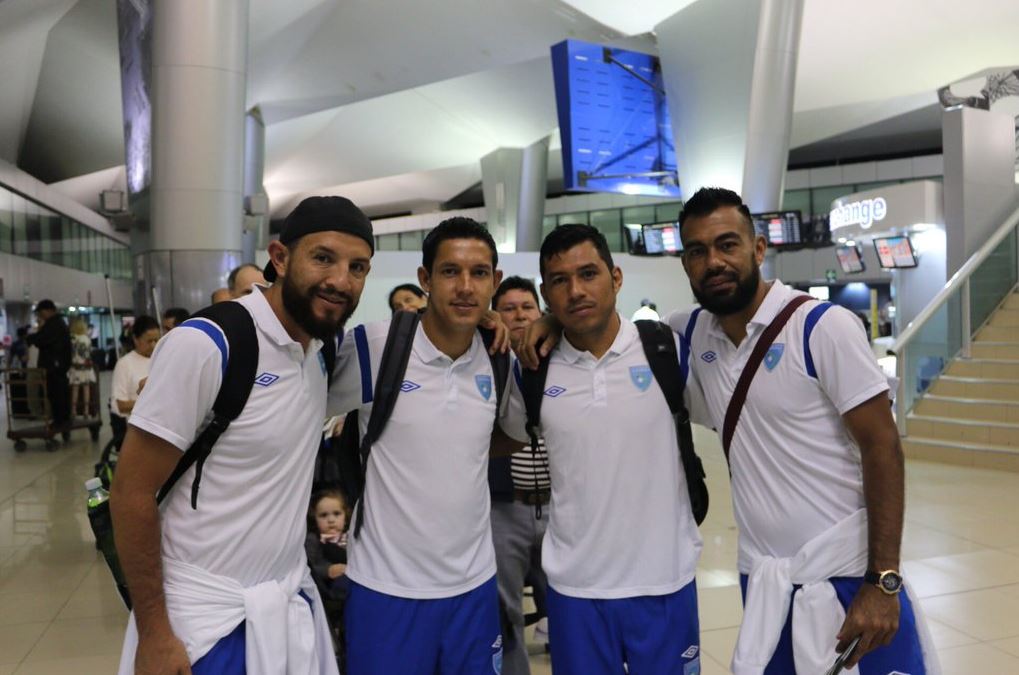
[35,299,56,313]
[493,276,540,310]
[422,217,498,273]
[678,187,755,237]
[227,263,262,291]
[131,315,160,339]
[162,307,190,327]
[387,283,426,309]
[539,224,615,278]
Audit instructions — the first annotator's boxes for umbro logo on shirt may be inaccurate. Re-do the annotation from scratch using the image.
[254,373,280,387]
[701,351,717,363]
[682,645,699,659]
[544,385,567,398]
[400,380,421,393]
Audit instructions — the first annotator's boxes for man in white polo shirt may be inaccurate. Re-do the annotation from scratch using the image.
[501,224,703,675]
[669,187,938,674]
[328,217,506,674]
[111,196,375,674]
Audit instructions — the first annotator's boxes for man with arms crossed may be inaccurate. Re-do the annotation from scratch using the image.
[670,187,938,674]
[329,217,507,674]
[111,196,374,674]
[501,225,703,675]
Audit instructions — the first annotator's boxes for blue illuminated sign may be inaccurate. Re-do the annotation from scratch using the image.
[551,40,680,198]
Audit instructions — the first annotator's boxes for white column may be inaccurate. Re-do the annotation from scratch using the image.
[481,137,550,252]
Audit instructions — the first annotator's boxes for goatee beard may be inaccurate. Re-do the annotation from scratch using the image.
[692,265,760,316]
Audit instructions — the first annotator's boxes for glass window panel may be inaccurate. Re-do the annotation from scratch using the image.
[590,209,623,252]
[11,193,27,256]
[24,198,41,260]
[376,233,400,251]
[781,189,811,216]
[541,215,557,240]
[399,230,423,252]
[654,202,682,223]
[809,186,853,219]
[0,186,11,253]
[557,212,588,227]
[621,205,655,227]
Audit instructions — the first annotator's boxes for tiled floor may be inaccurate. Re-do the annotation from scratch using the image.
[2,412,1018,673]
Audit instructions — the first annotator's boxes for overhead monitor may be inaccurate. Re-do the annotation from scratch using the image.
[835,244,866,274]
[551,39,680,198]
[873,236,918,269]
[751,210,802,248]
[642,222,682,255]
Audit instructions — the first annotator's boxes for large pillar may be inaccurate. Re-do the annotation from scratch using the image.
[655,0,804,212]
[141,0,248,313]
[242,107,269,265]
[481,136,550,252]
[942,106,1018,277]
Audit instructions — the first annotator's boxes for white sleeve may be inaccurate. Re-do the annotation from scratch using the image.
[327,325,368,416]
[498,359,530,443]
[675,332,713,428]
[809,306,890,415]
[110,358,133,406]
[128,326,223,451]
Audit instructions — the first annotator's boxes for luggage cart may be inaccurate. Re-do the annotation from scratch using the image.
[3,367,102,451]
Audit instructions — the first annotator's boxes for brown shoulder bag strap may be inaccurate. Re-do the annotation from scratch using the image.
[721,294,813,463]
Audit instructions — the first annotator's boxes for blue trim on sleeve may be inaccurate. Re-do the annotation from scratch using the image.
[803,302,834,379]
[679,308,703,388]
[180,319,229,378]
[353,325,373,403]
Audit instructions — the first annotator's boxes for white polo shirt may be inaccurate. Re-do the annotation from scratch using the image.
[129,289,328,587]
[501,317,702,599]
[666,281,889,572]
[110,350,151,417]
[328,319,499,599]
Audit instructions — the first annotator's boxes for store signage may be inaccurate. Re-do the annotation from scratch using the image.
[830,197,887,230]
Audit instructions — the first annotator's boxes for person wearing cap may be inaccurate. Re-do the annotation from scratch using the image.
[26,299,73,435]
[111,196,376,675]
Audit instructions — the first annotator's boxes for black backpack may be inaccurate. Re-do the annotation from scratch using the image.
[332,311,509,539]
[520,320,709,525]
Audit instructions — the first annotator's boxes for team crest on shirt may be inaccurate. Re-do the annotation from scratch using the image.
[317,352,327,376]
[630,365,653,391]
[475,374,493,400]
[764,343,785,371]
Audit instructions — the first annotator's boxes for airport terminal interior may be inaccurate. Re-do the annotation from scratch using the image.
[1,0,1018,672]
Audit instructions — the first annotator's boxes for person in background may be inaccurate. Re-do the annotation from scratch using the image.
[630,298,660,322]
[161,308,190,333]
[27,299,73,434]
[109,315,160,439]
[228,263,266,298]
[68,319,97,418]
[490,275,551,675]
[387,283,428,314]
[211,288,232,304]
[8,325,29,369]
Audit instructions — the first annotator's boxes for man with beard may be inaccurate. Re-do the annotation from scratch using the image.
[111,196,373,675]
[501,226,703,675]
[669,187,937,674]
[328,217,507,675]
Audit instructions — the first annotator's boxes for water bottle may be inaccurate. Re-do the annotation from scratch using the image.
[85,477,132,608]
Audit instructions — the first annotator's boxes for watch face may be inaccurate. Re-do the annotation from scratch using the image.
[880,572,903,593]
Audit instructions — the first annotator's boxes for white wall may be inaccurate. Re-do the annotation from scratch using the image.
[0,250,134,309]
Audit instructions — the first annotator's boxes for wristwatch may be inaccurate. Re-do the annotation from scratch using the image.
[864,569,903,595]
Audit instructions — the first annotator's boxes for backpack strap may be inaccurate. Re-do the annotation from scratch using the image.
[156,302,259,508]
[721,295,813,462]
[803,302,834,378]
[321,330,339,389]
[352,311,420,538]
[634,320,709,525]
[679,308,703,388]
[519,353,552,519]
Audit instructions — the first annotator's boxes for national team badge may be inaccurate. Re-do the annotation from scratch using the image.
[630,365,653,392]
[764,343,785,371]
[476,374,493,400]
[317,352,327,376]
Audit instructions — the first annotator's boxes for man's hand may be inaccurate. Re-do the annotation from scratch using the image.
[835,583,900,668]
[517,314,562,370]
[479,310,511,355]
[135,627,192,675]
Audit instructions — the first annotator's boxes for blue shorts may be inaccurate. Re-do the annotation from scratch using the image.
[547,580,701,675]
[191,590,316,674]
[345,576,501,675]
[739,575,926,675]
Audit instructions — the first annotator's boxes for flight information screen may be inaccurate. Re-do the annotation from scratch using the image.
[642,222,682,255]
[751,211,802,247]
[835,244,865,274]
[874,236,918,268]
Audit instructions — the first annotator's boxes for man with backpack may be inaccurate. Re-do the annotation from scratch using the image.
[327,217,511,675]
[110,196,374,675]
[499,225,705,675]
[668,187,938,674]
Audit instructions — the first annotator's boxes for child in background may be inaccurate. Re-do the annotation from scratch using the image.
[68,319,96,418]
[307,488,352,672]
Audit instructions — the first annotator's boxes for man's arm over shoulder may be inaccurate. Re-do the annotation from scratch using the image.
[327,323,376,417]
[498,359,530,445]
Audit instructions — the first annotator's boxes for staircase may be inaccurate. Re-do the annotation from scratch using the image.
[903,290,1019,471]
